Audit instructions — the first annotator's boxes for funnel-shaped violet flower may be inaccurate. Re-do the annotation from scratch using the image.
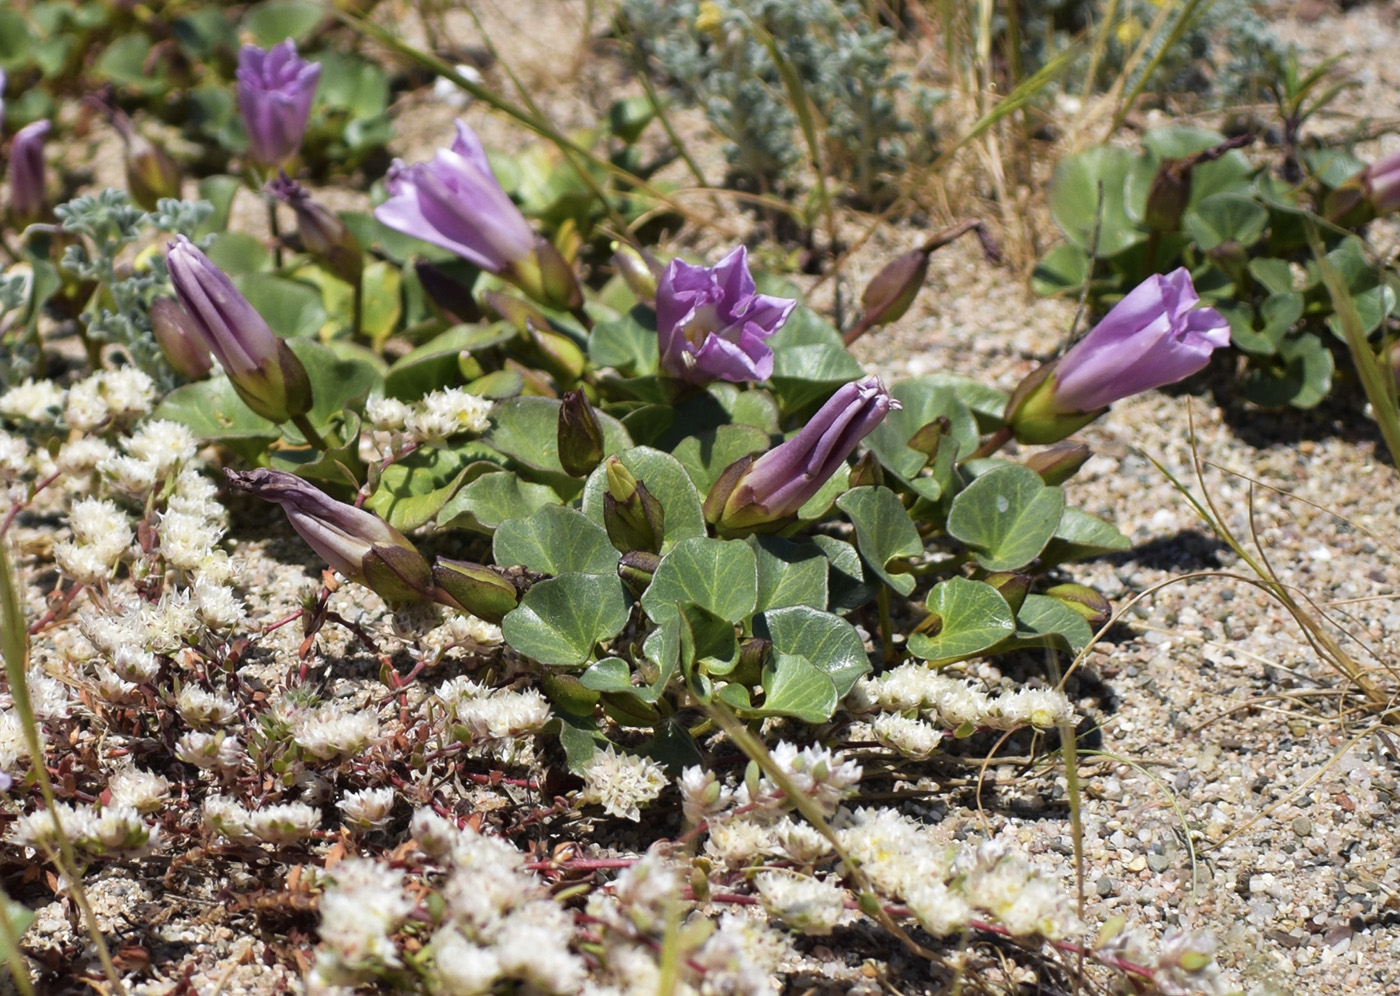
[225,468,434,604]
[237,40,321,167]
[1363,149,1400,216]
[1005,268,1229,444]
[709,375,897,534]
[165,235,311,424]
[8,119,50,225]
[656,246,796,386]
[375,121,580,310]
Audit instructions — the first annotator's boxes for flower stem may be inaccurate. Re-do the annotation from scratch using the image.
[964,425,1013,462]
[290,414,329,451]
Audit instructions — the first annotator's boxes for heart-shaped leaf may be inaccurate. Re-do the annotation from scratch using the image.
[907,577,1015,666]
[1039,508,1132,567]
[755,605,870,696]
[493,505,618,576]
[947,464,1065,571]
[641,537,757,624]
[437,471,559,533]
[754,653,838,723]
[836,487,922,596]
[748,536,828,612]
[502,572,629,666]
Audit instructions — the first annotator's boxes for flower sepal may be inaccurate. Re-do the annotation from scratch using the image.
[1003,361,1104,446]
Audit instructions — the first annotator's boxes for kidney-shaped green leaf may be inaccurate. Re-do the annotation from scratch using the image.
[754,653,839,723]
[501,572,630,666]
[907,577,1015,666]
[494,505,618,576]
[641,536,757,624]
[755,605,870,697]
[835,486,922,596]
[947,464,1065,571]
[580,446,706,553]
[437,471,559,533]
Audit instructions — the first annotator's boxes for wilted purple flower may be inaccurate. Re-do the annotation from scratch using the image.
[709,375,897,533]
[1006,268,1229,444]
[1363,149,1400,216]
[269,174,363,286]
[376,120,535,275]
[236,40,321,167]
[165,235,311,423]
[656,246,796,386]
[8,119,50,225]
[224,468,434,604]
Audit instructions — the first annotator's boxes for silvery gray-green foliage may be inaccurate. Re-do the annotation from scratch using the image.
[619,0,938,202]
[55,191,212,390]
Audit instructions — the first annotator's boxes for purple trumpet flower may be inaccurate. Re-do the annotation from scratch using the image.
[375,120,580,310]
[655,246,796,386]
[1363,149,1400,217]
[709,375,897,534]
[225,468,434,604]
[165,235,311,424]
[8,119,50,225]
[236,40,321,167]
[1005,268,1229,444]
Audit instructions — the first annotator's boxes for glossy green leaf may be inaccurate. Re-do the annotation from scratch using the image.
[755,605,869,696]
[365,444,475,532]
[906,578,1015,665]
[233,273,327,339]
[1007,593,1095,654]
[437,471,558,533]
[766,308,865,413]
[1031,243,1091,298]
[589,308,658,375]
[641,537,757,624]
[748,536,828,612]
[0,11,34,68]
[486,396,632,485]
[243,0,325,45]
[493,505,618,576]
[947,464,1065,571]
[207,232,271,275]
[835,487,922,596]
[1244,333,1334,409]
[94,34,166,94]
[580,447,706,553]
[580,657,634,693]
[1039,507,1132,566]
[382,325,497,400]
[810,535,873,613]
[1182,192,1269,251]
[671,424,770,496]
[754,653,838,723]
[1048,145,1143,257]
[502,572,629,666]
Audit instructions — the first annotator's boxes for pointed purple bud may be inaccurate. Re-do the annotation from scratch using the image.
[1005,269,1230,444]
[236,40,321,167]
[655,246,796,386]
[149,297,213,380]
[111,111,182,211]
[8,119,50,225]
[225,468,433,603]
[1363,149,1400,217]
[713,375,898,534]
[859,248,930,331]
[165,235,312,423]
[269,174,363,286]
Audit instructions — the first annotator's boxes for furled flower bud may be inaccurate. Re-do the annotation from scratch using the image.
[980,571,1031,613]
[8,119,50,225]
[225,468,434,603]
[611,242,660,305]
[236,40,321,168]
[1005,269,1229,445]
[557,389,604,477]
[430,558,519,623]
[149,297,213,380]
[858,248,929,330]
[708,376,897,535]
[375,120,582,311]
[1044,582,1111,629]
[655,246,796,386]
[1143,158,1192,233]
[1021,440,1091,486]
[1362,148,1400,217]
[112,111,182,211]
[269,174,363,286]
[603,457,664,554]
[165,235,312,423]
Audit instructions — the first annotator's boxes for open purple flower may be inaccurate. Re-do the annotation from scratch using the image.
[1363,149,1400,216]
[656,246,796,385]
[225,468,434,604]
[237,40,321,167]
[165,235,311,423]
[376,120,535,275]
[8,119,50,225]
[1006,268,1229,444]
[709,375,897,533]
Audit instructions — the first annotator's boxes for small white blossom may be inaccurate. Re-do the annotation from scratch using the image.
[903,878,973,937]
[339,787,396,831]
[988,687,1074,730]
[365,395,412,432]
[101,367,156,420]
[679,765,732,826]
[406,387,493,442]
[742,742,861,817]
[92,666,139,704]
[0,432,28,481]
[1151,929,1230,996]
[429,927,501,995]
[26,669,71,721]
[292,702,380,760]
[577,746,668,822]
[176,684,239,727]
[769,816,833,866]
[454,688,551,741]
[410,809,462,859]
[158,509,225,571]
[0,379,65,423]
[54,437,115,475]
[110,645,159,684]
[872,712,943,760]
[204,794,253,841]
[600,848,681,935]
[315,858,414,981]
[53,541,113,584]
[124,419,197,476]
[107,766,170,813]
[98,453,160,496]
[193,576,245,630]
[446,614,503,647]
[754,872,849,936]
[176,731,243,771]
[64,376,110,432]
[248,801,321,843]
[68,497,132,566]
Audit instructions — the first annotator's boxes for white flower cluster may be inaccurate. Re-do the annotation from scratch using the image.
[339,786,396,832]
[0,378,66,423]
[289,700,382,761]
[852,663,1074,749]
[435,676,551,744]
[737,741,863,817]
[52,497,132,584]
[314,858,416,984]
[1099,926,1232,996]
[61,367,155,433]
[365,387,493,445]
[10,800,156,858]
[753,871,849,935]
[577,745,669,822]
[176,730,243,772]
[203,794,322,844]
